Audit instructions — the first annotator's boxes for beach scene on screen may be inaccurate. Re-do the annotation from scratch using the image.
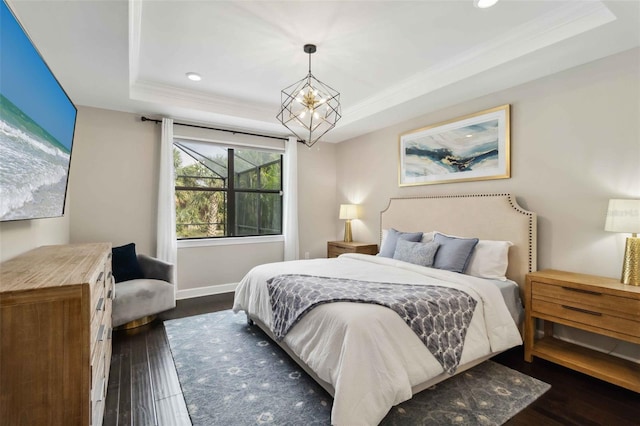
[0,1,76,221]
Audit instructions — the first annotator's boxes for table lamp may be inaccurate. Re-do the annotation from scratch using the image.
[339,204,358,243]
[605,199,640,286]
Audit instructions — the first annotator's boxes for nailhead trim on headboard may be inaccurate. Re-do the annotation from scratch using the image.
[380,193,537,273]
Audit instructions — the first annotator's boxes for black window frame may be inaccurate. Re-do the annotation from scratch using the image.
[174,143,283,240]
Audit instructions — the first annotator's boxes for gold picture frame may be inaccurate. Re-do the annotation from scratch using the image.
[398,104,510,186]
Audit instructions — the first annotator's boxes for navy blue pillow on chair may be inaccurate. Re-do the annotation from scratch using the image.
[112,243,145,283]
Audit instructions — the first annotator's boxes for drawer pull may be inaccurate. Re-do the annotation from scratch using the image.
[107,270,112,280]
[561,286,602,296]
[108,327,113,340]
[96,297,104,312]
[561,305,602,316]
[97,324,106,342]
[107,289,113,300]
[97,271,104,283]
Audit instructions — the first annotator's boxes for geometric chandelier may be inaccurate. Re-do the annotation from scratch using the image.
[277,44,342,148]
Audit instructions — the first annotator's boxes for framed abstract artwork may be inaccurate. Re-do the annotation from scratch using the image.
[398,104,510,186]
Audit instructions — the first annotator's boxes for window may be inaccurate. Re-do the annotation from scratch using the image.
[173,139,282,239]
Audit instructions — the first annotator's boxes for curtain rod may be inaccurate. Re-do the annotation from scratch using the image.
[141,116,304,144]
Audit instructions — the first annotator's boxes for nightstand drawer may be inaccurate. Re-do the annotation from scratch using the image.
[329,246,350,257]
[532,281,640,321]
[525,269,640,393]
[532,299,640,339]
[327,241,378,258]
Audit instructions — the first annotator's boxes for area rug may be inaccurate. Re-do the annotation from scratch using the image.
[165,310,550,425]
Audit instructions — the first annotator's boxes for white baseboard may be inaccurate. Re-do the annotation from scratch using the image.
[176,282,238,300]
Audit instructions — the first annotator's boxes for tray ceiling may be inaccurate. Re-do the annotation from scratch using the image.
[8,0,640,142]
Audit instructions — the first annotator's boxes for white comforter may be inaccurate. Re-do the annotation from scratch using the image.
[232,254,522,426]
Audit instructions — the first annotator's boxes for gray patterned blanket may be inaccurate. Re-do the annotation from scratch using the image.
[266,274,477,375]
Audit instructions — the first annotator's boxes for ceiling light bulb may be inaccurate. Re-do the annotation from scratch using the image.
[474,0,499,8]
[186,72,202,81]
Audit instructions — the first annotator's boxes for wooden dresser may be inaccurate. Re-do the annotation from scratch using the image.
[0,243,114,425]
[524,269,640,392]
[327,241,378,258]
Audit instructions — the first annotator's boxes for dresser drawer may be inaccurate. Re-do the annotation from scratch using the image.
[531,299,640,339]
[90,269,107,316]
[90,372,107,426]
[91,339,106,397]
[532,281,640,321]
[91,292,107,346]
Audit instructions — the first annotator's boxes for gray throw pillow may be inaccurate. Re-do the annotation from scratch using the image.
[433,233,479,273]
[393,240,440,267]
[378,228,423,258]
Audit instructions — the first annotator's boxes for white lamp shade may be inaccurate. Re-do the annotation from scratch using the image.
[605,199,640,233]
[339,204,358,220]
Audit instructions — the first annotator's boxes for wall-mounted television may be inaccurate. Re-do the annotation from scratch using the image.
[0,0,77,221]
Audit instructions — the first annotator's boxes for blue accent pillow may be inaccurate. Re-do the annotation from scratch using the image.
[378,228,423,258]
[393,240,440,267]
[432,233,479,273]
[112,243,144,283]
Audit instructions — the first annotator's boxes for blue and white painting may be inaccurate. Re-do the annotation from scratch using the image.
[0,0,77,221]
[399,106,509,186]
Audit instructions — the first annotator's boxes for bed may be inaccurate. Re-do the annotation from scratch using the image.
[233,193,537,425]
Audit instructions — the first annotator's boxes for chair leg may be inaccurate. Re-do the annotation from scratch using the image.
[115,314,157,330]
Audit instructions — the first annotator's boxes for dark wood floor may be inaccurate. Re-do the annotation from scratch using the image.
[104,293,639,426]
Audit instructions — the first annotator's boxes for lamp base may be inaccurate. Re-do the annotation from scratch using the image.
[343,220,353,243]
[621,237,640,286]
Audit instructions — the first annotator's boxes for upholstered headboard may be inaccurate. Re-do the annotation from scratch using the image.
[380,194,537,289]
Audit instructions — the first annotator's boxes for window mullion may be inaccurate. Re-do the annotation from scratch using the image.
[227,148,236,237]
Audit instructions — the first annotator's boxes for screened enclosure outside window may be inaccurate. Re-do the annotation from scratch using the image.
[173,140,282,239]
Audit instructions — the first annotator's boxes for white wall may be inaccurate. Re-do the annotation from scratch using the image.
[298,143,338,259]
[0,215,69,262]
[68,107,160,255]
[67,106,337,294]
[336,47,639,279]
[335,47,640,362]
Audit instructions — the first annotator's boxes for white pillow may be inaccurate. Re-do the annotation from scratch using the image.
[421,231,436,243]
[433,232,513,280]
[462,238,513,281]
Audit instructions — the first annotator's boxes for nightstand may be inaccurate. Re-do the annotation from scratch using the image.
[327,241,378,258]
[524,269,640,392]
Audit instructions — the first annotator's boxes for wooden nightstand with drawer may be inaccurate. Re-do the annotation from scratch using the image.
[524,269,640,392]
[327,241,378,258]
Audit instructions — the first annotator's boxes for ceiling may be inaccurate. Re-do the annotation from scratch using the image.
[7,0,640,143]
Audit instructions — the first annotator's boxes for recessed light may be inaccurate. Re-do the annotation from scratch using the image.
[186,72,202,82]
[474,0,499,8]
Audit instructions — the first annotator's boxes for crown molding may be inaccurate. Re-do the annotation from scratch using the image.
[341,1,615,126]
[127,1,616,137]
[130,79,277,122]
